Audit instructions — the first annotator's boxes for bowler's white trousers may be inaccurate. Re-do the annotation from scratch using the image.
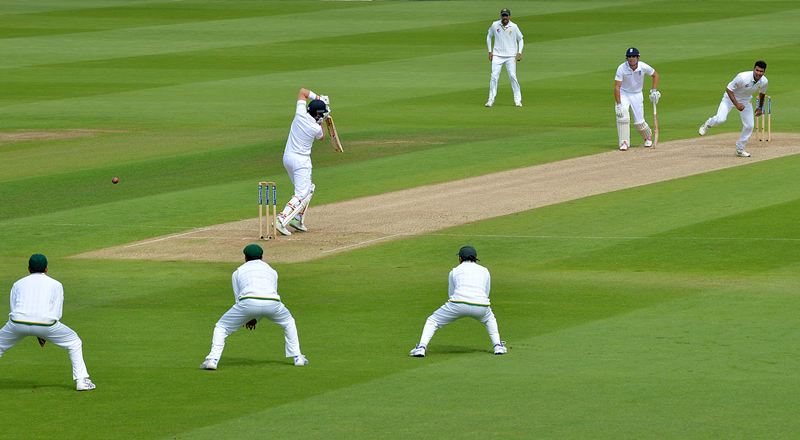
[705,96,754,150]
[417,301,502,347]
[488,56,521,104]
[0,320,90,380]
[205,298,302,361]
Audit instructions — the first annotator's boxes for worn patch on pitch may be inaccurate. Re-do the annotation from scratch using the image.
[75,133,800,264]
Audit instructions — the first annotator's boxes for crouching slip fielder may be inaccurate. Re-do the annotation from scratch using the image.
[614,47,660,151]
[410,246,507,357]
[275,88,330,236]
[201,244,308,369]
[699,60,768,158]
[0,254,96,391]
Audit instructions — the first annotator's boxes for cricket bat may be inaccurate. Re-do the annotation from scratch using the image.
[325,116,343,152]
[652,102,659,148]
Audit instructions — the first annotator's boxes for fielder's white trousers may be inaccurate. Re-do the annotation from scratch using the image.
[705,96,754,150]
[205,298,302,361]
[417,301,502,347]
[488,56,521,104]
[282,152,313,200]
[620,90,646,124]
[0,320,90,380]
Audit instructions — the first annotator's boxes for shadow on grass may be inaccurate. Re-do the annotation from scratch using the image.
[0,377,73,391]
[217,356,293,368]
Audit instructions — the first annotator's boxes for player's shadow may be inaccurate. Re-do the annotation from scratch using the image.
[0,377,72,391]
[220,356,289,367]
[429,345,488,355]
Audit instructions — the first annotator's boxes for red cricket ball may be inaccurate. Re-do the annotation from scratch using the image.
[112,177,120,184]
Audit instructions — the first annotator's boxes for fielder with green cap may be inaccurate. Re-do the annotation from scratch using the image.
[200,244,308,369]
[409,246,507,357]
[0,254,96,391]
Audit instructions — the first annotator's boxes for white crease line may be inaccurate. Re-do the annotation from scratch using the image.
[322,233,404,253]
[124,228,212,248]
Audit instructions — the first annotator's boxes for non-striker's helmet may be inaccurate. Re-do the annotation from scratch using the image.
[626,47,640,58]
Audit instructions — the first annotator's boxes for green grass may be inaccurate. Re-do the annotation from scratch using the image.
[1,1,799,438]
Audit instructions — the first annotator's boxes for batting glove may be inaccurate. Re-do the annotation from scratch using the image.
[319,95,330,105]
[649,89,661,105]
[615,103,624,118]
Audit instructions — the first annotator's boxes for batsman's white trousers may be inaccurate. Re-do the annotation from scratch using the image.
[417,301,502,347]
[488,56,521,104]
[705,96,754,150]
[205,298,302,361]
[620,90,646,124]
[0,320,90,380]
[283,152,313,200]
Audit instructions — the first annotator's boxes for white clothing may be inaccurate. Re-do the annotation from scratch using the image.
[284,101,323,157]
[448,261,491,306]
[615,61,655,94]
[415,260,502,349]
[486,19,523,104]
[9,273,63,324]
[725,70,768,103]
[619,90,646,125]
[486,20,524,57]
[0,272,90,380]
[231,260,280,302]
[205,260,303,363]
[283,152,313,199]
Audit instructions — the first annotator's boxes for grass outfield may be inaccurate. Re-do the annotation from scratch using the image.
[1,1,799,438]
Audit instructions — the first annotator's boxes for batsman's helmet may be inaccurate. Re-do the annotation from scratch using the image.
[307,99,329,121]
[626,47,640,58]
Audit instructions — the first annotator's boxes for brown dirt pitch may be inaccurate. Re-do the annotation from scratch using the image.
[75,133,800,264]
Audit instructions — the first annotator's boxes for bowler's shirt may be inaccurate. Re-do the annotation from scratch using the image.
[615,61,655,94]
[231,260,280,302]
[448,261,492,306]
[487,20,524,57]
[284,100,323,157]
[726,71,768,103]
[9,273,63,324]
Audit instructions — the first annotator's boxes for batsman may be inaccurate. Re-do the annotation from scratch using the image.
[275,88,330,236]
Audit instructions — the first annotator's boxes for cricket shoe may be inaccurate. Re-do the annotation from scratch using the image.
[493,341,508,355]
[200,359,218,370]
[294,355,309,366]
[644,139,653,148]
[275,220,292,236]
[699,122,709,136]
[409,345,426,357]
[736,150,751,157]
[515,101,523,107]
[618,142,629,151]
[484,100,494,108]
[76,378,96,391]
[288,218,308,232]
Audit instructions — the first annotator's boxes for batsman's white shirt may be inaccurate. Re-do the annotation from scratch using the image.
[232,260,280,302]
[285,101,323,156]
[448,261,491,306]
[725,71,768,102]
[487,20,524,56]
[615,61,655,93]
[9,273,63,324]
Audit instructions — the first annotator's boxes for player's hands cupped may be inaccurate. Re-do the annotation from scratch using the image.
[245,319,257,330]
[735,103,745,111]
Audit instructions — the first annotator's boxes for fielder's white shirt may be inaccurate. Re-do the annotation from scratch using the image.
[9,273,63,324]
[725,71,768,102]
[284,100,323,157]
[231,260,280,302]
[448,261,492,306]
[487,20,524,57]
[615,61,655,94]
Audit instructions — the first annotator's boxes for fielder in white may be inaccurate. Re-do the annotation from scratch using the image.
[486,8,524,107]
[201,244,308,369]
[699,60,768,158]
[275,87,330,236]
[409,246,507,357]
[614,47,660,151]
[0,254,96,391]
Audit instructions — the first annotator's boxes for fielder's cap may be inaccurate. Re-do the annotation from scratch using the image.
[500,8,511,16]
[626,47,640,57]
[243,244,263,259]
[29,253,48,272]
[458,245,478,260]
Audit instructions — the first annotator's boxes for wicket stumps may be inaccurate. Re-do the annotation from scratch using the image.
[258,181,277,240]
[755,95,771,142]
